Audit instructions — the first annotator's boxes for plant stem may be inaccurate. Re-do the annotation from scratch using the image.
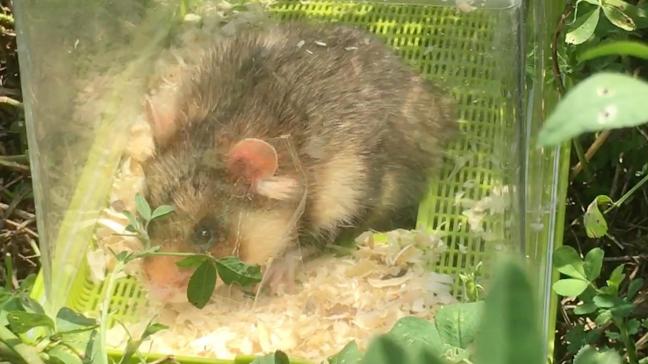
[606,173,648,213]
[143,251,208,258]
[97,260,124,364]
[617,318,639,364]
[4,253,14,290]
[571,138,591,180]
[0,326,46,364]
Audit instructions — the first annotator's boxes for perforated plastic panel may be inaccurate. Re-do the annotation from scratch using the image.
[32,1,521,363]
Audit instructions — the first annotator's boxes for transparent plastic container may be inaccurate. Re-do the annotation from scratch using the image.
[14,0,569,362]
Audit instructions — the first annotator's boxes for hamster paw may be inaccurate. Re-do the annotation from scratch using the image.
[263,253,300,295]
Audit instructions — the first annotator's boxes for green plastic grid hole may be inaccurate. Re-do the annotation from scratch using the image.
[63,0,517,330]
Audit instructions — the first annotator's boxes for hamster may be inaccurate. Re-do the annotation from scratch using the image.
[140,21,456,301]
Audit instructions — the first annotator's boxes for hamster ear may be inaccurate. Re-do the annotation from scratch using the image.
[227,138,300,200]
[227,138,279,183]
[145,93,179,147]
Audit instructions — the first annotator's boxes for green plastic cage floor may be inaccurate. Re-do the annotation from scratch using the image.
[56,1,517,362]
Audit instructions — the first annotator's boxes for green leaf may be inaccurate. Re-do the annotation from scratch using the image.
[56,307,97,333]
[328,341,362,364]
[627,319,641,335]
[578,40,648,62]
[584,196,612,238]
[583,248,604,280]
[605,330,622,340]
[566,8,601,45]
[251,351,290,364]
[434,301,484,349]
[553,279,590,297]
[135,193,152,221]
[47,345,83,364]
[610,302,635,319]
[214,256,262,287]
[538,73,648,146]
[386,316,445,357]
[142,322,168,340]
[573,302,597,315]
[607,264,626,294]
[604,0,648,28]
[602,3,636,30]
[475,259,543,364]
[176,255,208,269]
[121,211,139,232]
[7,311,54,334]
[553,246,586,279]
[151,205,174,220]
[627,277,644,300]
[595,309,612,325]
[360,335,443,364]
[119,320,169,364]
[593,294,621,308]
[187,260,217,309]
[573,345,622,364]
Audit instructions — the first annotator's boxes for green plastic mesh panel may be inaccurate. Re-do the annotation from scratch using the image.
[64,0,517,345]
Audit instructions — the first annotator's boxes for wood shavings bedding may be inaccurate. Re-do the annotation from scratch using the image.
[102,229,455,362]
[80,3,457,362]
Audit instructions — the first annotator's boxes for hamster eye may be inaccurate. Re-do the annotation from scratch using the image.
[191,219,217,250]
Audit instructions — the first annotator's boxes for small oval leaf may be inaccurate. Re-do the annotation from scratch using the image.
[593,294,621,308]
[584,247,604,280]
[135,193,152,221]
[7,311,55,334]
[566,8,601,45]
[214,256,262,286]
[584,197,611,238]
[553,246,586,279]
[176,255,208,269]
[602,4,636,31]
[187,260,217,309]
[434,301,484,349]
[538,73,648,146]
[151,205,175,220]
[574,345,622,364]
[553,279,590,297]
[627,278,644,300]
[573,302,597,315]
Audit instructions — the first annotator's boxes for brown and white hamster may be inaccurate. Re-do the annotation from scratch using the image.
[140,21,456,301]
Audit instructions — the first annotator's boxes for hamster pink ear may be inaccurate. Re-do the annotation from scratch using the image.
[227,138,300,200]
[228,138,279,183]
[145,94,178,146]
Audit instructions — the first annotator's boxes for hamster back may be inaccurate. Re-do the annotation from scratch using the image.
[140,21,456,296]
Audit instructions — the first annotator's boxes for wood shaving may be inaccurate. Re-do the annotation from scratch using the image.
[104,229,455,362]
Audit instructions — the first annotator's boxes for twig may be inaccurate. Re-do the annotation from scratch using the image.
[571,138,591,180]
[0,156,29,172]
[0,202,34,220]
[2,219,38,238]
[603,255,648,262]
[606,173,648,213]
[551,5,574,95]
[572,130,612,177]
[0,96,22,109]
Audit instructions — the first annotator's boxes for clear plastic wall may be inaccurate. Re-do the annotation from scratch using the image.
[14,0,567,361]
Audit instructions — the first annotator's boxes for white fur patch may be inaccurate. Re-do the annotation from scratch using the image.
[255,176,300,200]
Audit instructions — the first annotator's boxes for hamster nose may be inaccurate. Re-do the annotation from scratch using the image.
[142,255,193,290]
